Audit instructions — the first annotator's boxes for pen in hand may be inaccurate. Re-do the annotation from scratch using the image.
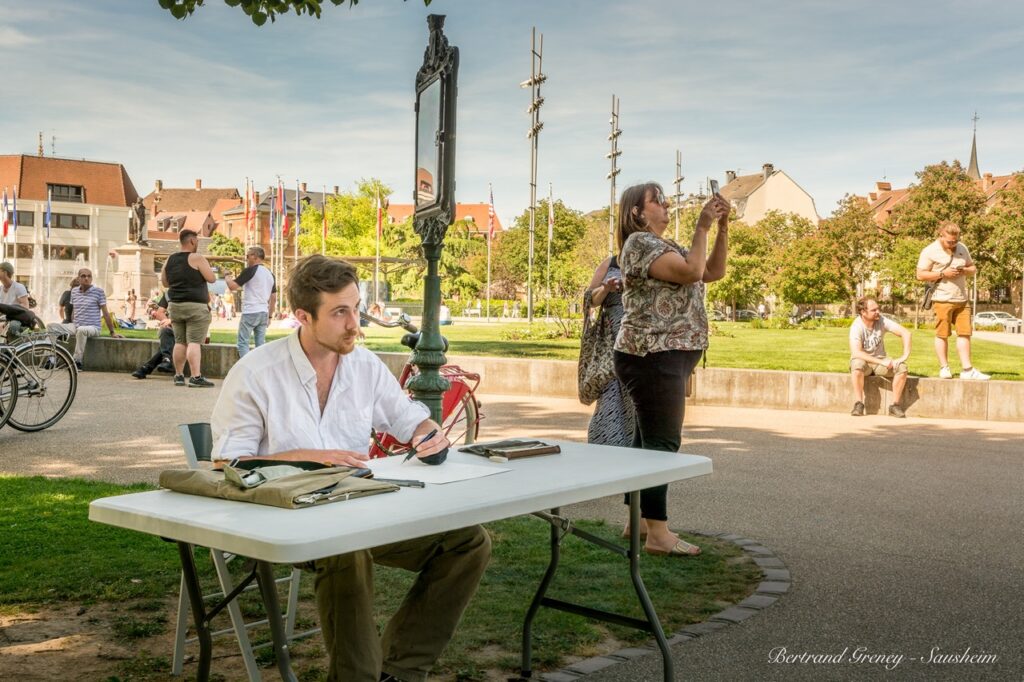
[403,428,438,463]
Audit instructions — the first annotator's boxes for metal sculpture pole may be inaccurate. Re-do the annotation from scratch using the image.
[522,27,545,323]
[673,149,684,242]
[607,95,621,256]
[410,14,459,422]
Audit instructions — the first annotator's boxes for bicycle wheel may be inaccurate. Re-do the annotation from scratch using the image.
[8,342,78,432]
[442,386,479,445]
[0,357,18,430]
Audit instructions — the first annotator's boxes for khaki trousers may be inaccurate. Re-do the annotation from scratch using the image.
[311,525,491,682]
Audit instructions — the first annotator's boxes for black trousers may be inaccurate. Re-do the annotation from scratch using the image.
[138,327,175,374]
[613,349,702,521]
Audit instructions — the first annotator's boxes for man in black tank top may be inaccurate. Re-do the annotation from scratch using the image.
[161,229,217,387]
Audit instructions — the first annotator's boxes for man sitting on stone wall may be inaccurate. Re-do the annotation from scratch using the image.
[129,294,175,379]
[48,268,122,370]
[849,297,912,418]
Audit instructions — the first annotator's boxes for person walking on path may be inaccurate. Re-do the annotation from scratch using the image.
[612,182,730,557]
[916,221,989,380]
[848,297,912,418]
[162,229,216,387]
[225,246,276,358]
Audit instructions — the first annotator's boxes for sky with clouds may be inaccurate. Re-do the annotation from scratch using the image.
[3,0,1023,226]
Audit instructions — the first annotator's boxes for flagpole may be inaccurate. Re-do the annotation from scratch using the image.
[294,179,300,265]
[546,182,552,322]
[486,183,493,323]
[374,187,381,306]
[46,189,52,323]
[321,185,327,256]
[269,183,276,316]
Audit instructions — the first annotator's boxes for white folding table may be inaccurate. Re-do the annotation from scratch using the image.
[90,441,712,681]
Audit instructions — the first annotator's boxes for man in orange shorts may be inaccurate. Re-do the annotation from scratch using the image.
[916,221,989,380]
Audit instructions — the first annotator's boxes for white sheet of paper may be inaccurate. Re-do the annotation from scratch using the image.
[366,456,510,485]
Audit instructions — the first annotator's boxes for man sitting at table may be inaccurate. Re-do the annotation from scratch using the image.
[210,254,491,682]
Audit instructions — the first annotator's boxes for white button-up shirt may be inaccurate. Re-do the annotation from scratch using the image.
[211,330,429,460]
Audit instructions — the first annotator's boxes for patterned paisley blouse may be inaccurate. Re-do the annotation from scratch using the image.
[613,231,708,356]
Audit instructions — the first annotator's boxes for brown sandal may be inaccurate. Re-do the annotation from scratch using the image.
[646,539,701,557]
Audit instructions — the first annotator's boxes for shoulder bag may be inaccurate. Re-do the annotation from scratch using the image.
[577,288,616,405]
[921,254,954,311]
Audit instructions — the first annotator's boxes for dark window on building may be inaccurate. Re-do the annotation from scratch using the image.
[5,211,34,227]
[53,213,89,230]
[48,246,90,261]
[48,184,85,203]
[15,244,34,259]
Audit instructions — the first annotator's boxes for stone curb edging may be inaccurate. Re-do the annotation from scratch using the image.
[537,532,790,681]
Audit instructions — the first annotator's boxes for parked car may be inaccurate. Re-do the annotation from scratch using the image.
[709,309,727,321]
[974,310,1023,332]
[790,309,827,323]
[735,309,759,321]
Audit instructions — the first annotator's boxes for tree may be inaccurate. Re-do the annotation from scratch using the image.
[889,161,987,241]
[208,232,245,258]
[984,173,1024,314]
[492,199,591,301]
[772,235,847,308]
[158,0,431,26]
[706,221,771,314]
[818,194,886,307]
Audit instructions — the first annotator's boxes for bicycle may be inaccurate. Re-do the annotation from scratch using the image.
[0,329,79,432]
[360,311,481,458]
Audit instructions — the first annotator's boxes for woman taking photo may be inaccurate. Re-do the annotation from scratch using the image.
[613,183,730,556]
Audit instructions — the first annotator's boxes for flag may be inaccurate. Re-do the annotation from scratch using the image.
[11,186,17,234]
[547,192,554,242]
[488,185,496,240]
[278,179,289,237]
[243,178,250,241]
[376,189,383,240]
[46,189,52,239]
[2,188,8,239]
[269,186,276,240]
[249,179,258,240]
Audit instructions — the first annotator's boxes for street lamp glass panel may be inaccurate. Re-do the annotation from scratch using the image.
[415,78,442,207]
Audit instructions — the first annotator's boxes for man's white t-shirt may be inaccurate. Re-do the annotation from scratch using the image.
[849,316,902,360]
[0,281,28,306]
[235,263,276,315]
[917,240,971,303]
[211,330,429,460]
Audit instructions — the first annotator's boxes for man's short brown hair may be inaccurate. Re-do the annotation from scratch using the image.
[938,220,961,237]
[855,297,876,315]
[287,255,360,318]
[179,229,198,244]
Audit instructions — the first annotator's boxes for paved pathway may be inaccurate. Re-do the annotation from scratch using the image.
[974,329,1024,348]
[1,372,1021,680]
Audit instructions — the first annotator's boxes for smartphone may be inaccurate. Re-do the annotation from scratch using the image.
[709,179,720,196]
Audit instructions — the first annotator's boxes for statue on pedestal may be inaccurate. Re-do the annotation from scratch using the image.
[129,197,148,246]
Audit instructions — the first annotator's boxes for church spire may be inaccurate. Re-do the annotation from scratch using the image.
[967,112,981,180]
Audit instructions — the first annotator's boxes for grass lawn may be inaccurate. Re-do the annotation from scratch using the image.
[122,321,1024,380]
[0,475,760,680]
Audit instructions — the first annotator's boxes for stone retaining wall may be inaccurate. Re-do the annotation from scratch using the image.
[82,338,1023,422]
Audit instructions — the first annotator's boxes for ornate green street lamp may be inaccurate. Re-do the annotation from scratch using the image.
[409,14,459,422]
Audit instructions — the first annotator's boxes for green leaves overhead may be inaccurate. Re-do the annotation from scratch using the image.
[157,0,432,25]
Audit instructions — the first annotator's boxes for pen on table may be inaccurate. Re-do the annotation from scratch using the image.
[374,478,426,488]
[403,428,438,464]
